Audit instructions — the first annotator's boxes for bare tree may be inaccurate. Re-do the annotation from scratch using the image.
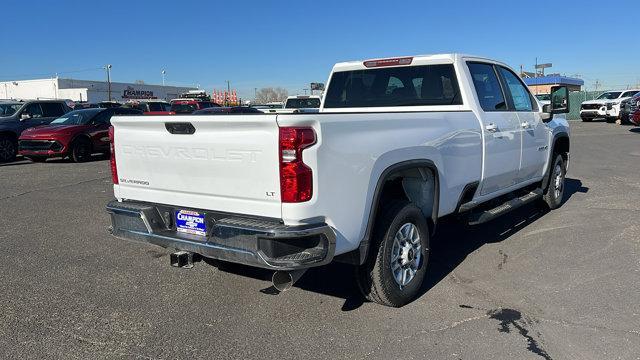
[255,87,289,103]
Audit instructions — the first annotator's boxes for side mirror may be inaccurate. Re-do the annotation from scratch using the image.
[541,104,552,122]
[550,85,570,114]
[20,113,31,120]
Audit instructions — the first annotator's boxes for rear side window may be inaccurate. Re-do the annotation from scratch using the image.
[467,63,507,111]
[497,67,534,111]
[323,64,461,108]
[40,103,66,117]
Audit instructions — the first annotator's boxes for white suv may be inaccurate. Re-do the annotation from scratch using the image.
[581,90,640,122]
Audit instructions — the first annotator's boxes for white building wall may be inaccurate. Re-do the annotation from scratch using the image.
[0,78,59,100]
[58,88,89,102]
[0,78,196,102]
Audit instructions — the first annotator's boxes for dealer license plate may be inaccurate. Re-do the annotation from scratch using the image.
[175,210,206,236]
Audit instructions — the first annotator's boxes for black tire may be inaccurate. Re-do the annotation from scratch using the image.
[542,153,567,210]
[356,200,430,307]
[71,138,92,163]
[605,117,615,123]
[581,117,592,122]
[27,156,48,163]
[0,135,18,163]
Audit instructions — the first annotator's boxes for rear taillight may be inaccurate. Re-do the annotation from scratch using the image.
[108,126,118,184]
[279,127,316,202]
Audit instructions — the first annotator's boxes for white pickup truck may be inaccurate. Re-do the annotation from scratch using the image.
[580,89,640,122]
[107,54,570,307]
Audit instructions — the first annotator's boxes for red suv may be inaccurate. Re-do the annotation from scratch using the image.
[18,107,141,162]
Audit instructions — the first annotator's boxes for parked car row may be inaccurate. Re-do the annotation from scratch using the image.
[19,107,142,162]
[0,99,72,162]
[580,90,640,124]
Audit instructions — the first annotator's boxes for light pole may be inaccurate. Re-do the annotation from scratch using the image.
[161,69,166,86]
[226,80,230,106]
[105,64,112,101]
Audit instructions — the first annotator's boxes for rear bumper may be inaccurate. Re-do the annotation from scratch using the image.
[106,200,336,270]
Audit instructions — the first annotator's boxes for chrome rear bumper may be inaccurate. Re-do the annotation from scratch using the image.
[106,200,336,270]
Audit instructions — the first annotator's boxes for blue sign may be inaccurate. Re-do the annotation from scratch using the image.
[175,210,206,236]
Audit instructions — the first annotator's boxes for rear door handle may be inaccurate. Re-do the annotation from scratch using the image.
[485,123,498,132]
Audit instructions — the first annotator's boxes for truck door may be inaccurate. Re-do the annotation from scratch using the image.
[496,66,548,182]
[467,62,522,196]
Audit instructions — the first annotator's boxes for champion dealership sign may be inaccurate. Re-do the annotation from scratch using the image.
[122,86,156,99]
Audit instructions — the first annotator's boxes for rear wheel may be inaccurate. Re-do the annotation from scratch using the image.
[0,135,17,163]
[356,200,430,307]
[71,138,92,163]
[542,154,566,210]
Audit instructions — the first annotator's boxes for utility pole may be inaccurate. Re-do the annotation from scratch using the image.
[254,87,257,101]
[161,69,166,86]
[226,80,230,106]
[594,79,601,92]
[105,64,112,101]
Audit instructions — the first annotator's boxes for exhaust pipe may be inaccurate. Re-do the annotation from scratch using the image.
[272,269,307,292]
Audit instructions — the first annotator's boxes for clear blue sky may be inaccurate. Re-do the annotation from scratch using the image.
[1,0,638,98]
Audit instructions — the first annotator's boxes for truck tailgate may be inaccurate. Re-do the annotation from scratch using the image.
[111,115,282,218]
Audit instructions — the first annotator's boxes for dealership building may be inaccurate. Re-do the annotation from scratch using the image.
[0,77,196,103]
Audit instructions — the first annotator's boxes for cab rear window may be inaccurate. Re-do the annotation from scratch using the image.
[323,64,461,108]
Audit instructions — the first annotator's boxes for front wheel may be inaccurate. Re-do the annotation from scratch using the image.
[542,154,567,209]
[0,135,17,163]
[356,200,430,307]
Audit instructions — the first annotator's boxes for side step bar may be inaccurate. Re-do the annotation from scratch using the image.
[467,189,543,225]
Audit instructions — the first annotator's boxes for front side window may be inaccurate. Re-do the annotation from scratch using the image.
[323,64,461,108]
[498,67,533,111]
[467,63,506,111]
[621,91,639,98]
[40,103,66,117]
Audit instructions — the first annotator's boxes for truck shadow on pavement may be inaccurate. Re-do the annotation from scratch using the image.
[208,178,587,311]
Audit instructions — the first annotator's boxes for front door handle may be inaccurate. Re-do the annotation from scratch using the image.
[485,123,498,132]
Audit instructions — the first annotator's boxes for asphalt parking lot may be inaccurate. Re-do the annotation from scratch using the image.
[0,121,639,360]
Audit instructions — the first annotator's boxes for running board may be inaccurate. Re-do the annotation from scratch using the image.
[467,189,543,225]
